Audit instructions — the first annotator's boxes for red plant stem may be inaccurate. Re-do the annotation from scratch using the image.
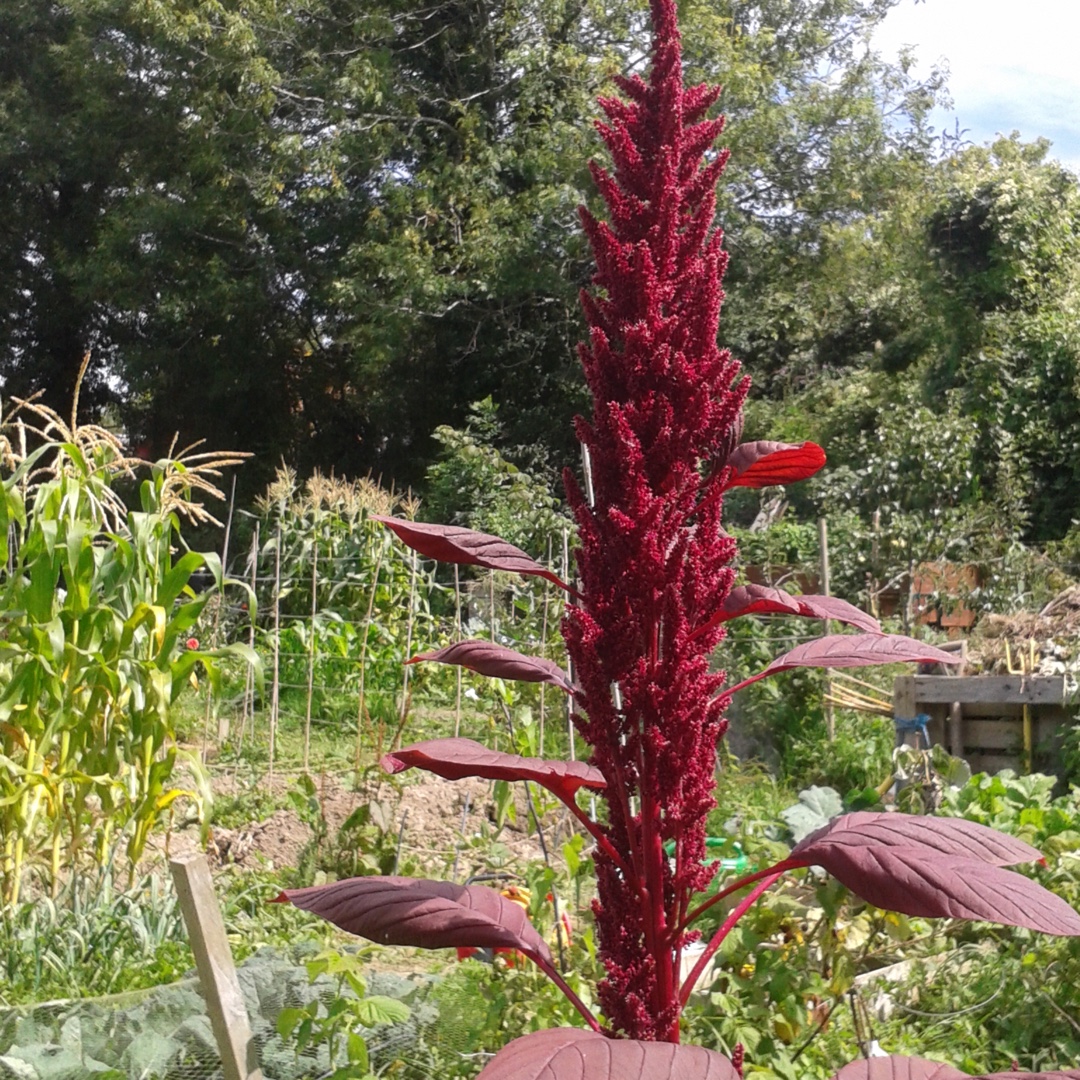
[643,604,680,1040]
[678,871,786,1006]
[678,860,802,934]
[528,952,602,1032]
[561,792,640,888]
[724,670,773,696]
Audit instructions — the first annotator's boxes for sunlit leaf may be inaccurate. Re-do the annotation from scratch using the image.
[372,516,571,591]
[274,877,553,964]
[382,737,606,806]
[797,844,1080,935]
[830,1058,966,1080]
[792,811,1044,868]
[476,1028,739,1079]
[408,641,575,693]
[730,634,959,693]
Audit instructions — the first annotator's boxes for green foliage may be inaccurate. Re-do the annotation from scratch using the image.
[425,399,570,559]
[0,0,951,494]
[277,948,410,1080]
[0,872,189,1006]
[0,398,255,902]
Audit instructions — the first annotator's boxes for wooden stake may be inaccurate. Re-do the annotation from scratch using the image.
[453,564,463,739]
[203,474,238,755]
[818,517,835,741]
[354,532,385,775]
[237,523,259,754]
[538,536,552,755]
[303,520,318,771]
[269,517,282,780]
[392,549,419,751]
[170,853,264,1080]
[562,528,575,761]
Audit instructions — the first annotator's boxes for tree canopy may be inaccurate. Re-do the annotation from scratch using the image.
[0,1,951,488]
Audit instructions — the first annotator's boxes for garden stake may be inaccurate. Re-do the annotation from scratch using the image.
[237,521,259,755]
[500,698,567,974]
[269,516,282,780]
[454,564,463,738]
[303,512,318,771]
[354,531,386,776]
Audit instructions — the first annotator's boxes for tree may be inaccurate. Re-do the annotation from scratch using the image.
[0,0,950,497]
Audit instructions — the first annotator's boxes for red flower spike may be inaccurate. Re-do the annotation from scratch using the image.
[564,0,748,1039]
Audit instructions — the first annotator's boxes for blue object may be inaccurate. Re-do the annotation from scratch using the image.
[894,713,931,748]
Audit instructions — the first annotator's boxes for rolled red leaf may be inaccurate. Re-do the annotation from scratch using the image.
[725,440,826,489]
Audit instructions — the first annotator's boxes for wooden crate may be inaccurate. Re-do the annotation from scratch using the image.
[892,674,1074,774]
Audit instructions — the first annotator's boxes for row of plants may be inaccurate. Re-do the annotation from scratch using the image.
[0,384,257,905]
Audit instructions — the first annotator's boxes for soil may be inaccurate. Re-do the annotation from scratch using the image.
[165,767,557,879]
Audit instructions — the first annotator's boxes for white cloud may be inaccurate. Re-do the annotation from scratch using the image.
[873,0,1080,171]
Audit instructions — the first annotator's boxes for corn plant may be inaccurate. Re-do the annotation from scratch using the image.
[0,389,255,902]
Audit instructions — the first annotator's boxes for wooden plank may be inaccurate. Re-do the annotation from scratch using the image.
[949,701,963,758]
[966,752,1021,775]
[171,854,265,1080]
[893,676,917,721]
[906,675,1066,706]
[955,702,1023,718]
[960,719,1023,750]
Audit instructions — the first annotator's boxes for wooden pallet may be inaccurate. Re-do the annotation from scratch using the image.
[892,674,1073,774]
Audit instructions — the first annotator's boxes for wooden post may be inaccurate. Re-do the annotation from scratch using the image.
[303,520,318,771]
[354,532,385,775]
[454,565,463,739]
[269,518,282,780]
[170,853,264,1080]
[949,640,967,758]
[237,523,259,754]
[538,536,552,755]
[818,517,835,741]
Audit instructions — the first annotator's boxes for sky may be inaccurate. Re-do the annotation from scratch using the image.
[872,0,1080,173]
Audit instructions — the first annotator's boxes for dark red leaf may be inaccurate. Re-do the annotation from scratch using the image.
[729,633,959,693]
[831,1058,966,1080]
[798,844,1080,936]
[719,585,881,633]
[476,1029,739,1080]
[833,1061,1080,1080]
[382,737,606,805]
[725,440,826,489]
[792,812,1044,868]
[274,877,553,964]
[977,1072,1080,1079]
[373,516,571,591]
[408,640,575,693]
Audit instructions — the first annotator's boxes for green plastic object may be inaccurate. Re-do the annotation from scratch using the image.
[663,837,749,874]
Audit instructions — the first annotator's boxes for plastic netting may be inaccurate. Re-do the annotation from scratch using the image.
[0,945,493,1079]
